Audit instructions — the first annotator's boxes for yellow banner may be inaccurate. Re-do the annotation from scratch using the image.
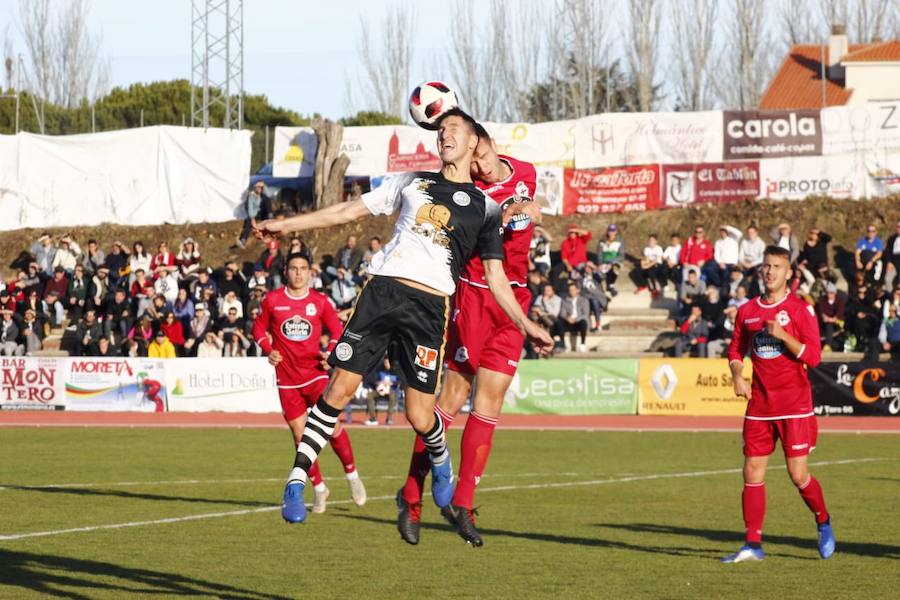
[638,358,751,416]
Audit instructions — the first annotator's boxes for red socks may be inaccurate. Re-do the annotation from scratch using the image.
[452,411,498,509]
[742,482,766,543]
[798,476,830,524]
[403,406,454,504]
[308,460,324,487]
[329,429,356,474]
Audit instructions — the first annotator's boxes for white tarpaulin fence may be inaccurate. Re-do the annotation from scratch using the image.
[0,126,252,231]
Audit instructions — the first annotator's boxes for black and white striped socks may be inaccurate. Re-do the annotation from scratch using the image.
[288,398,341,484]
[420,410,449,467]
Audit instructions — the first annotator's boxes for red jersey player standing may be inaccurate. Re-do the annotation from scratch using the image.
[397,123,540,546]
[253,252,367,514]
[723,245,835,562]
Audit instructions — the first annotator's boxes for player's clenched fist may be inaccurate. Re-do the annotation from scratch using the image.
[253,219,284,240]
[764,320,786,340]
[732,375,752,400]
[267,349,283,367]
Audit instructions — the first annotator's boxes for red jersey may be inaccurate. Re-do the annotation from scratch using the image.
[253,287,343,387]
[727,292,822,419]
[461,155,537,287]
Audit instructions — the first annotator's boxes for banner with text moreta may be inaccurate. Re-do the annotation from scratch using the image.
[661,162,760,208]
[0,357,66,410]
[65,358,168,412]
[722,109,822,159]
[637,358,751,416]
[165,357,280,412]
[502,359,637,415]
[809,362,900,417]
[562,165,660,214]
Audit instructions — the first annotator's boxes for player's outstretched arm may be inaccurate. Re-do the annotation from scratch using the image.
[484,258,553,355]
[254,199,371,238]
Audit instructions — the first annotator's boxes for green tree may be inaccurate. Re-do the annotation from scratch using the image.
[339,110,403,127]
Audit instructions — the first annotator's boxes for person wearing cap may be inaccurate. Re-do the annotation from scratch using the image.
[560,224,591,274]
[258,239,284,289]
[597,224,625,296]
[183,301,211,356]
[816,282,845,352]
[73,309,103,356]
[148,329,176,359]
[238,181,272,248]
[20,308,43,355]
[89,264,112,313]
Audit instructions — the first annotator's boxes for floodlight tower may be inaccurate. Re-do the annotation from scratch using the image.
[190,0,244,129]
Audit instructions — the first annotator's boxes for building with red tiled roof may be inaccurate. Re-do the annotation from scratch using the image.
[761,27,900,110]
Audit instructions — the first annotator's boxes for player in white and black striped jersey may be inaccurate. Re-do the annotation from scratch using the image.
[255,108,553,526]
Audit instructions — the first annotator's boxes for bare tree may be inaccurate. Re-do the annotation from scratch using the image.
[18,0,53,103]
[671,0,717,111]
[547,0,610,118]
[817,0,848,33]
[442,0,501,121]
[851,0,893,42]
[625,0,661,112]
[713,0,774,110]
[779,0,822,46]
[2,26,15,90]
[492,0,545,121]
[354,5,415,120]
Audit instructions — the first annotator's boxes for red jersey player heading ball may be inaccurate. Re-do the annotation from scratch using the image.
[723,245,835,563]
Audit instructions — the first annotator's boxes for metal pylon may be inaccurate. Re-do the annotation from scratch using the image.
[190,0,243,129]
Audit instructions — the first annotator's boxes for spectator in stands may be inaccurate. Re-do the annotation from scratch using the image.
[309,263,324,291]
[728,284,750,309]
[336,235,364,273]
[220,291,243,320]
[331,267,357,310]
[154,265,179,304]
[797,228,832,277]
[259,240,284,289]
[177,238,201,282]
[197,330,224,357]
[199,287,219,321]
[679,268,707,317]
[128,314,155,355]
[662,233,682,291]
[51,238,79,275]
[737,225,766,278]
[288,237,312,263]
[191,268,218,304]
[636,234,664,297]
[707,305,738,358]
[0,309,21,356]
[105,288,132,340]
[247,264,269,294]
[21,263,42,297]
[81,239,106,276]
[223,329,251,357]
[530,283,562,349]
[106,240,130,286]
[19,290,48,335]
[150,242,176,275]
[845,284,881,359]
[182,302,211,356]
[597,224,625,296]
[217,266,244,301]
[883,287,900,319]
[66,264,88,326]
[42,267,69,327]
[559,281,590,352]
[246,287,266,318]
[159,311,186,355]
[74,309,103,356]
[526,269,545,302]
[884,221,900,290]
[128,242,152,285]
[130,269,155,317]
[365,357,398,426]
[95,335,120,358]
[879,304,900,358]
[19,308,43,355]
[674,305,708,358]
[30,233,57,277]
[530,226,552,277]
[148,329,176,359]
[238,181,272,248]
[855,225,885,285]
[680,226,713,280]
[357,236,382,281]
[579,263,606,331]
[770,223,800,264]
[173,288,195,329]
[145,293,172,323]
[122,338,141,357]
[561,224,591,274]
[703,225,741,289]
[88,265,112,313]
[816,282,845,352]
[0,289,14,313]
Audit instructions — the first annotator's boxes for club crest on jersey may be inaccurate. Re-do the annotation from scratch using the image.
[335,342,353,361]
[306,303,317,317]
[776,310,791,326]
[281,316,312,341]
[415,345,439,370]
[454,346,469,363]
[515,181,529,198]
[452,191,471,206]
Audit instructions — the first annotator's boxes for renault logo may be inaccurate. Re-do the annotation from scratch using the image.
[651,364,677,400]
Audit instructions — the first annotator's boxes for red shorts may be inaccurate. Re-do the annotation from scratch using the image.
[277,374,330,422]
[446,282,532,377]
[742,415,818,458]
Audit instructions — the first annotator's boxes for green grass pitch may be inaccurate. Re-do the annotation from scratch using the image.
[1,427,898,599]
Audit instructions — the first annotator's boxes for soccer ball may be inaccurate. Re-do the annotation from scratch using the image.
[409,81,459,130]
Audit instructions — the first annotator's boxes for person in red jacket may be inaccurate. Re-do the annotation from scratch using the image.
[159,311,186,355]
[680,225,713,279]
[560,224,591,273]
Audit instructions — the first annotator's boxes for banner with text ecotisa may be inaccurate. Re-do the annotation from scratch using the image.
[165,358,279,412]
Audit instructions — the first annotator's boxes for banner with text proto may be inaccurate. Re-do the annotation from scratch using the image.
[503,359,638,415]
[637,358,750,416]
[165,358,280,413]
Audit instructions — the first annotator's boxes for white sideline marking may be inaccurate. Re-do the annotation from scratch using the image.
[0,458,885,542]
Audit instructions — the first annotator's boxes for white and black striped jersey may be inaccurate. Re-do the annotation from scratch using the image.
[362,171,505,295]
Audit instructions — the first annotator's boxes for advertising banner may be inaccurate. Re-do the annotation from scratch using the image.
[165,358,279,412]
[503,359,637,415]
[574,111,723,169]
[271,126,318,178]
[65,358,168,412]
[661,161,760,208]
[0,356,66,410]
[862,151,900,198]
[485,120,576,168]
[723,109,822,159]
[821,101,900,156]
[809,362,900,416]
[562,165,660,214]
[534,166,564,215]
[759,154,865,200]
[637,358,750,416]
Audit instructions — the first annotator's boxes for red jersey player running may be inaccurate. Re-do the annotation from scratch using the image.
[253,252,367,513]
[397,123,539,546]
[723,245,835,563]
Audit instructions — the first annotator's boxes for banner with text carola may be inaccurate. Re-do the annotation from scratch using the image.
[637,358,751,416]
[723,109,822,160]
[562,165,661,214]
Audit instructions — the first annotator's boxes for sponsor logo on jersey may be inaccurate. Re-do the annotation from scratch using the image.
[281,316,313,341]
[744,317,760,324]
[752,331,785,359]
[454,346,469,363]
[412,203,454,248]
[415,345,439,370]
[343,329,363,341]
[452,191,471,206]
[335,342,353,361]
[506,211,532,231]
[306,303,317,316]
[416,370,428,383]
[776,310,791,326]
[274,306,290,311]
